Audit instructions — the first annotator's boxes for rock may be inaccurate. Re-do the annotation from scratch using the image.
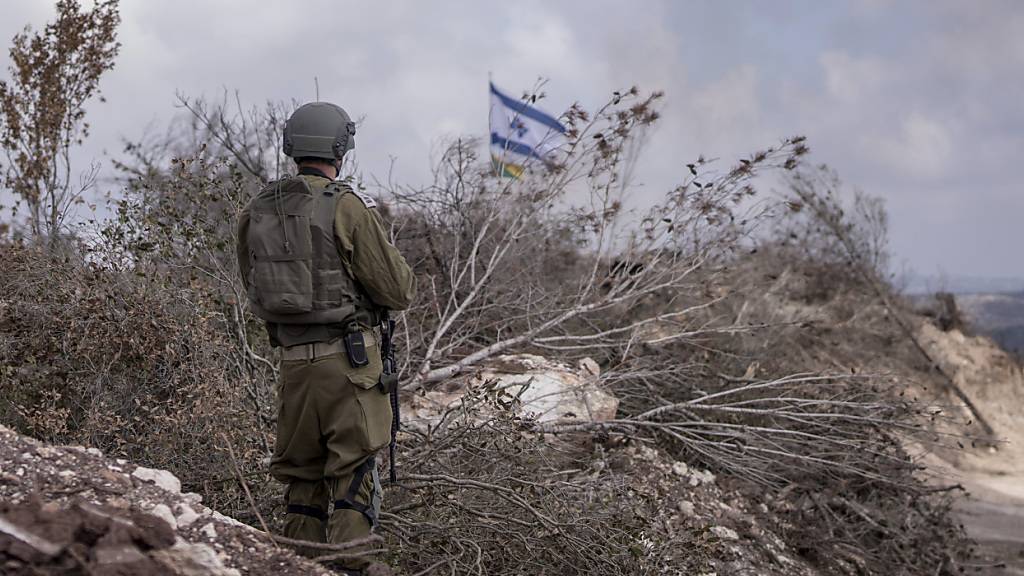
[86,448,103,457]
[200,523,218,539]
[578,357,601,377]
[132,466,182,494]
[688,469,716,486]
[631,444,662,463]
[149,503,178,530]
[677,500,696,517]
[710,526,739,541]
[95,544,147,565]
[152,541,241,576]
[404,353,618,431]
[99,468,131,490]
[176,503,201,528]
[671,461,689,477]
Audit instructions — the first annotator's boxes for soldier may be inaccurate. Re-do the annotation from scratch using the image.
[236,102,415,575]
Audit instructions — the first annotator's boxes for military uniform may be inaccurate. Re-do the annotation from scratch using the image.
[237,156,414,569]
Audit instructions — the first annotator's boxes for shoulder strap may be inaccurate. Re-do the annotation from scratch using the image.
[328,181,377,209]
[313,180,343,232]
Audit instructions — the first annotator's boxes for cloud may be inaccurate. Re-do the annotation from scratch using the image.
[875,112,953,179]
[819,51,887,103]
[689,65,762,150]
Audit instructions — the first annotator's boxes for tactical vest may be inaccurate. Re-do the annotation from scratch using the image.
[245,176,370,327]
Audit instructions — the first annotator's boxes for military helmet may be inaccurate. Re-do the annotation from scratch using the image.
[282,102,356,161]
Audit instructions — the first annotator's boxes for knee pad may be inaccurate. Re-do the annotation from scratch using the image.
[333,456,382,528]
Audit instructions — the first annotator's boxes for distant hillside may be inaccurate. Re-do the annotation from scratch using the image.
[956,292,1024,355]
[903,273,1024,296]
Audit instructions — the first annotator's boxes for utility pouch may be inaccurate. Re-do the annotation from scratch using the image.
[343,332,369,368]
[378,372,398,395]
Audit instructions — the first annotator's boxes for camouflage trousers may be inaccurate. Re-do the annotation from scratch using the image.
[270,332,392,566]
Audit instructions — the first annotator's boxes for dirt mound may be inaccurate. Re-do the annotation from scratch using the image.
[0,425,330,576]
[915,323,1024,575]
[918,322,1024,466]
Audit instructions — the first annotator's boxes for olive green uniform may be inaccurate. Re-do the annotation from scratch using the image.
[237,171,414,559]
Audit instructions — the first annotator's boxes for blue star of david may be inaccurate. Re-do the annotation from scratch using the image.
[510,118,528,138]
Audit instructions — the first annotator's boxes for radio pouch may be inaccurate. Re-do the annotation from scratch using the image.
[344,332,369,368]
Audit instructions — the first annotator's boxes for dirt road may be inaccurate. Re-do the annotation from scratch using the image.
[948,457,1024,575]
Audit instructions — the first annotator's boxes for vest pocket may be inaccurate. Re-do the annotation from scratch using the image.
[314,269,345,308]
[254,257,313,313]
[249,211,314,314]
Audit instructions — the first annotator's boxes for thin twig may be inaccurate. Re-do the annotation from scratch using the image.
[220,433,277,549]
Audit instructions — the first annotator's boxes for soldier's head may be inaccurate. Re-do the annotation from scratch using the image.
[283,102,356,178]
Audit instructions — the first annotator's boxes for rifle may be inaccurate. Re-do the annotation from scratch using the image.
[378,310,400,483]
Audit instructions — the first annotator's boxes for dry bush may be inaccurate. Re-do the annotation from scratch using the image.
[382,407,721,575]
[0,112,285,520]
[0,242,267,515]
[594,168,971,575]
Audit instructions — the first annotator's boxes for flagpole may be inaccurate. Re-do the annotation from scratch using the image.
[488,71,506,179]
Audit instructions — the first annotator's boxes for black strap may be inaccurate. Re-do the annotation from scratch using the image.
[286,504,328,521]
[334,498,372,517]
[334,457,377,526]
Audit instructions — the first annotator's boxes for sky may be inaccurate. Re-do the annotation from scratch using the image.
[1,0,1021,284]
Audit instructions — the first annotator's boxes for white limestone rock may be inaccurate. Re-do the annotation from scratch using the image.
[711,526,740,541]
[131,466,182,494]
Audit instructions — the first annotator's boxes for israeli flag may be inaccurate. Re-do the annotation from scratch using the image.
[489,82,567,178]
